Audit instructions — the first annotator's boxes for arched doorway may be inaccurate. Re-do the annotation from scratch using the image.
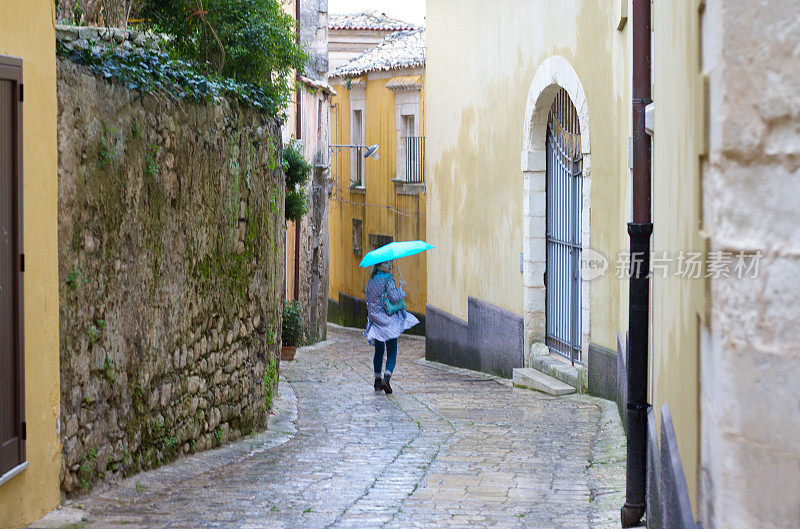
[521,56,591,365]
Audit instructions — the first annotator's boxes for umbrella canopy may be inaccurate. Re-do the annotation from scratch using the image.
[358,240,434,268]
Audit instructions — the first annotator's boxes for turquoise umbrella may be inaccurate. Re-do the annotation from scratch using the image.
[358,240,434,268]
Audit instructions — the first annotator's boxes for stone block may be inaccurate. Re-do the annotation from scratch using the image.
[512,368,575,396]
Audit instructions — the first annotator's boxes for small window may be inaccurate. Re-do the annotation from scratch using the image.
[352,218,363,255]
[351,109,364,186]
[368,234,393,250]
[403,115,415,138]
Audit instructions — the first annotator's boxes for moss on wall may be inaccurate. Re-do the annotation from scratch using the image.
[56,58,285,494]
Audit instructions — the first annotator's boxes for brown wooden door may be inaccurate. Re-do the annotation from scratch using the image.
[0,56,24,478]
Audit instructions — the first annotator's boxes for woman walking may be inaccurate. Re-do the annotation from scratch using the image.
[365,261,419,394]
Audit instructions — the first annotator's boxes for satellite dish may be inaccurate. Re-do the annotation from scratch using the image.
[363,144,379,160]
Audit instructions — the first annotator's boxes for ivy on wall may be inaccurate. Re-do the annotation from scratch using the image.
[57,39,282,114]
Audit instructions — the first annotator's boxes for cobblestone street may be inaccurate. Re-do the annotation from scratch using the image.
[35,324,625,529]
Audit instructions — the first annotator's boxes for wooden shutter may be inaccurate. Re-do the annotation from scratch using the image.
[0,55,25,479]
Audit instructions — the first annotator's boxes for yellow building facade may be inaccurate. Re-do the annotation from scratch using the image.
[427,1,800,527]
[0,1,62,528]
[327,30,427,332]
[424,0,701,521]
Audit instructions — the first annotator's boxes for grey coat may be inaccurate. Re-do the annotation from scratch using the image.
[364,272,419,343]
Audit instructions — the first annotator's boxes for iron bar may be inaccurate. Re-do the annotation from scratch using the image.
[545,89,583,365]
[405,136,425,183]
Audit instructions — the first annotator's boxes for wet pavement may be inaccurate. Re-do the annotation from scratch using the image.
[33,324,625,529]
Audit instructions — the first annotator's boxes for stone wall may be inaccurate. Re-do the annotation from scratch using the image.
[57,58,285,493]
[700,1,800,527]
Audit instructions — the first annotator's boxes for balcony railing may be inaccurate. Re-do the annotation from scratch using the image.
[353,146,364,186]
[405,136,425,183]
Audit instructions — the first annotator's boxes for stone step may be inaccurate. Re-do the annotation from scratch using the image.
[529,353,585,392]
[512,368,576,396]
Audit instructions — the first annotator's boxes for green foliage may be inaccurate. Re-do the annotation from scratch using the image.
[66,266,85,289]
[163,435,178,452]
[71,1,83,25]
[97,122,117,167]
[269,188,280,217]
[283,141,311,189]
[135,0,307,107]
[144,143,160,178]
[78,445,99,489]
[285,188,309,223]
[103,357,116,385]
[214,426,224,445]
[152,419,165,439]
[88,324,101,344]
[281,299,303,347]
[283,142,311,222]
[263,352,278,411]
[57,39,281,113]
[97,137,113,167]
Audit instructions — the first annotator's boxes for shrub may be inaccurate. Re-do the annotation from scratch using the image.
[136,0,308,108]
[285,187,309,222]
[281,300,303,347]
[283,141,312,222]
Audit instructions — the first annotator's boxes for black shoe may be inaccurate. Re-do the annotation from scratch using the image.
[382,376,393,394]
[374,377,383,391]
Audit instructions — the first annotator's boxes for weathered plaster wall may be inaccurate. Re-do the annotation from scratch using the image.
[700,1,800,527]
[285,0,331,341]
[425,0,630,352]
[57,58,284,493]
[0,2,61,527]
[649,0,706,511]
[296,85,332,341]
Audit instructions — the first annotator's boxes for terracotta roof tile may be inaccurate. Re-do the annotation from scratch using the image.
[329,11,420,32]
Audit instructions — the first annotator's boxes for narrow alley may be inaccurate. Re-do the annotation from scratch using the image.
[35,325,625,529]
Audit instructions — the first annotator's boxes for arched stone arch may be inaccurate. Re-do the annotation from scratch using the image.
[520,56,592,362]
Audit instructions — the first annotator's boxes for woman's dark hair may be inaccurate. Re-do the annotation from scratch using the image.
[370,262,391,278]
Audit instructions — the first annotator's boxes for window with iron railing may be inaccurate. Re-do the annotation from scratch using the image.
[353,145,364,187]
[405,136,425,183]
[351,109,364,187]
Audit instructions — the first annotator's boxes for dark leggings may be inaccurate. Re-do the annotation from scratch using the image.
[373,338,398,377]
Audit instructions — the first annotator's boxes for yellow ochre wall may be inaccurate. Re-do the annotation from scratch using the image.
[648,0,706,513]
[425,0,629,354]
[328,71,427,316]
[426,0,703,512]
[0,1,62,528]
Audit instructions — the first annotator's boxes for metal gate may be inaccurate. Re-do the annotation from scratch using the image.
[545,88,583,364]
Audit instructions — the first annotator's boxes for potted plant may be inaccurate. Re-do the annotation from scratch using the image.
[281,300,303,361]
